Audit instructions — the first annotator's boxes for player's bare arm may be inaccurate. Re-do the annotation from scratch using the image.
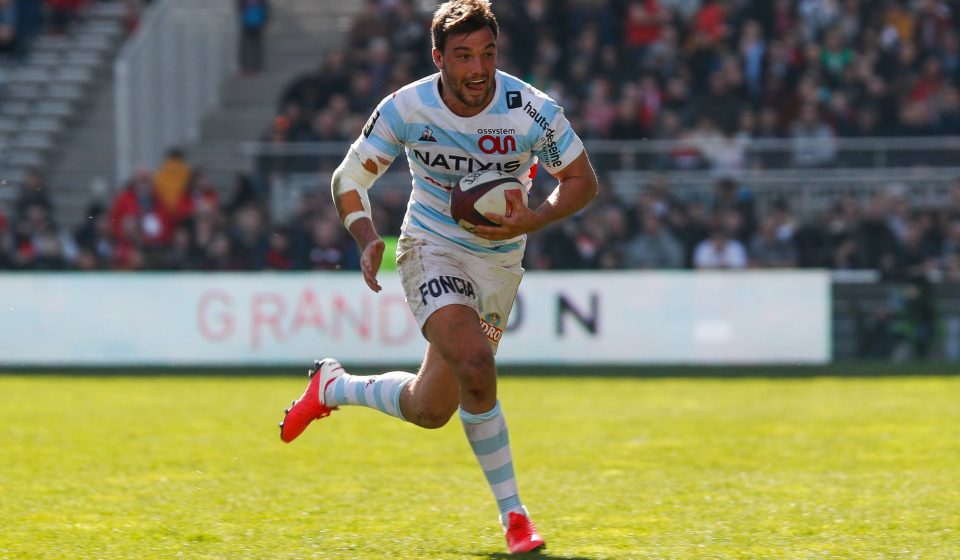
[475,151,598,241]
[332,153,393,292]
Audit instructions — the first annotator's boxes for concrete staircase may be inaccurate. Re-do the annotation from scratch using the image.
[184,0,363,193]
[3,2,128,227]
[47,0,362,227]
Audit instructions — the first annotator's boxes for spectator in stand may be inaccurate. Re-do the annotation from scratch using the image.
[608,96,646,140]
[790,103,838,167]
[527,220,583,269]
[947,179,960,221]
[893,214,941,281]
[261,102,315,145]
[295,212,358,271]
[280,49,351,115]
[937,86,960,134]
[348,0,389,51]
[109,169,174,252]
[749,215,797,268]
[15,0,43,48]
[0,206,10,269]
[229,204,268,270]
[237,0,270,74]
[73,204,114,269]
[693,0,731,46]
[224,173,262,214]
[15,168,54,222]
[939,29,960,81]
[265,227,293,270]
[12,203,77,270]
[624,0,669,73]
[45,0,86,35]
[710,177,755,242]
[186,197,225,267]
[157,225,198,270]
[0,0,18,57]
[198,230,238,271]
[693,212,748,269]
[582,77,618,138]
[941,218,960,281]
[858,193,902,278]
[153,148,193,217]
[173,169,220,227]
[624,210,685,268]
[739,19,766,103]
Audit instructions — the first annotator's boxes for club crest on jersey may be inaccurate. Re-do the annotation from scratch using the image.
[418,125,437,142]
[506,90,522,109]
[418,275,476,305]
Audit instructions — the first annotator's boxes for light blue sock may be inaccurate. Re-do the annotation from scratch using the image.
[460,401,524,516]
[324,371,414,421]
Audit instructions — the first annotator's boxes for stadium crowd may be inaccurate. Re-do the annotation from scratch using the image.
[270,0,960,153]
[2,0,960,285]
[3,153,960,286]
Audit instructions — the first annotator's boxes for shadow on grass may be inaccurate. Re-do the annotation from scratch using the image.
[469,552,597,560]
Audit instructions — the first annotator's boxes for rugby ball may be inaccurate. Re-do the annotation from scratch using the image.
[450,170,528,233]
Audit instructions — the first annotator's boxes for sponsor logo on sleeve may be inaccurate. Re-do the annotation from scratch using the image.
[362,109,381,138]
[523,101,562,168]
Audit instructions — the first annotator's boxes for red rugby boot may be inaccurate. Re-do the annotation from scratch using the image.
[501,508,546,554]
[278,358,343,443]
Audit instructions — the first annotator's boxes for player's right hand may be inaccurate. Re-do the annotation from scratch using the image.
[361,238,385,292]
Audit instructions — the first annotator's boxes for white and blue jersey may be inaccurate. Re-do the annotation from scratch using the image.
[350,70,585,261]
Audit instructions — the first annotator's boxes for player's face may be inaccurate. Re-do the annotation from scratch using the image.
[434,27,497,117]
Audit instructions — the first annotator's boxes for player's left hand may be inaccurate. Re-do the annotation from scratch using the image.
[475,190,541,241]
[360,238,385,292]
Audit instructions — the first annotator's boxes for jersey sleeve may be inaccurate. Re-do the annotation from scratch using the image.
[530,100,584,174]
[351,94,405,164]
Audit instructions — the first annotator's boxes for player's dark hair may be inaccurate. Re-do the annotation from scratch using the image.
[431,0,499,54]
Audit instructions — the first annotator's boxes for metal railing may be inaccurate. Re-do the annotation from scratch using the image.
[239,137,960,219]
[240,136,960,174]
[115,0,236,184]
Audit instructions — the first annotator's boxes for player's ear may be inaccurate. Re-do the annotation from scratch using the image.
[432,47,443,70]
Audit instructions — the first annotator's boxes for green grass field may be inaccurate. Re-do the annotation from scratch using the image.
[1,374,958,559]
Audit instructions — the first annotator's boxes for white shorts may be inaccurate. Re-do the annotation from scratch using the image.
[396,237,524,353]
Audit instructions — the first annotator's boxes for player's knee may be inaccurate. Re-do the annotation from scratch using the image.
[455,350,496,401]
[417,402,457,429]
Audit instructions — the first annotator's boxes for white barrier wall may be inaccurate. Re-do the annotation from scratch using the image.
[0,271,830,366]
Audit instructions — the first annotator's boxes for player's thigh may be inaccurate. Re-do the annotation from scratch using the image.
[422,303,494,370]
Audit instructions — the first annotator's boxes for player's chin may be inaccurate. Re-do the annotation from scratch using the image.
[462,83,491,102]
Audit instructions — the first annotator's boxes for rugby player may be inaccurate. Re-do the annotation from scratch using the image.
[280,0,597,553]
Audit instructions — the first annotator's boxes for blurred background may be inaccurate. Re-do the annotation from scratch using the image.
[0,0,959,366]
